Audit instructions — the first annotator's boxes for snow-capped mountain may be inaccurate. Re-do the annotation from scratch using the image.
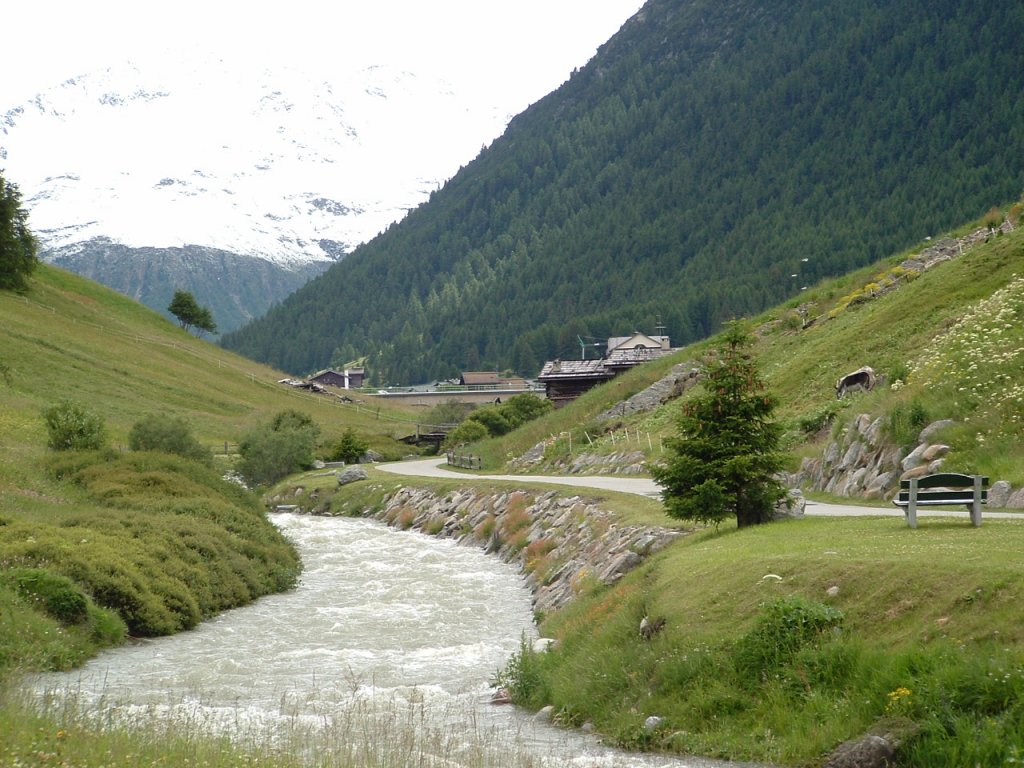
[0,57,511,331]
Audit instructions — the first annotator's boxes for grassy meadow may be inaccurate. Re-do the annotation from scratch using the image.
[501,514,1024,765]
[2,204,1024,766]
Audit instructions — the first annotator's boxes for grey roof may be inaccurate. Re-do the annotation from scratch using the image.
[538,358,613,380]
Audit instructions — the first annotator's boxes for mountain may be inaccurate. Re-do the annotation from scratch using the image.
[220,0,1024,382]
[0,58,510,332]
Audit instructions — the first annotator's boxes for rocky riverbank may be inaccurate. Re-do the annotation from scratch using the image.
[271,480,685,617]
[373,486,684,616]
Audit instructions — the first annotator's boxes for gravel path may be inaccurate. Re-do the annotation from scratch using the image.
[378,458,1022,521]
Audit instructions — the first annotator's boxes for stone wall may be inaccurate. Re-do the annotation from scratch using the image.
[792,414,1024,508]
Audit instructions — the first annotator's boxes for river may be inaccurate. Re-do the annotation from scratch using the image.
[30,513,756,768]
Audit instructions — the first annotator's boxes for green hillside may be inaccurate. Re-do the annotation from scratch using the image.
[0,264,426,671]
[222,0,1024,384]
[0,264,424,458]
[481,209,1024,488]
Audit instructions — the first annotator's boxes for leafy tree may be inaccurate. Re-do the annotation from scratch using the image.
[128,413,212,465]
[193,305,217,336]
[467,407,512,437]
[651,322,785,528]
[168,289,216,335]
[328,428,369,464]
[498,392,553,428]
[237,409,320,487]
[0,174,39,292]
[443,419,489,448]
[42,399,107,451]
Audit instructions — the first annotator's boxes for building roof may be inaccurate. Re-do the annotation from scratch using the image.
[606,332,670,352]
[538,358,614,381]
[461,371,503,386]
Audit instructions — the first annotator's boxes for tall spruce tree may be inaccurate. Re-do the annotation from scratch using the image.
[652,322,786,528]
[0,174,39,292]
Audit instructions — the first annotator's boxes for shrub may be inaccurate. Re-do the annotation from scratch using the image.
[733,595,844,685]
[887,397,931,446]
[327,428,369,464]
[493,634,548,706]
[41,399,106,451]
[5,568,88,624]
[237,410,320,486]
[128,413,212,465]
[468,407,512,437]
[444,419,489,448]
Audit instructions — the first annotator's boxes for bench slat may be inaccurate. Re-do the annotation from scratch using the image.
[899,473,989,490]
[895,490,989,505]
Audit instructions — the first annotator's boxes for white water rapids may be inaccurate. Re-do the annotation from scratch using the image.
[30,513,756,767]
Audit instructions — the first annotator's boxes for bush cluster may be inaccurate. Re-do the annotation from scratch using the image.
[41,399,106,451]
[444,393,552,447]
[237,409,320,487]
[128,413,212,465]
[1,451,301,637]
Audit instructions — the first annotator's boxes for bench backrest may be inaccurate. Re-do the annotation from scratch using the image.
[899,473,989,490]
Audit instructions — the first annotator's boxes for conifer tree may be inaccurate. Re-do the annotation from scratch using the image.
[0,174,38,292]
[652,321,786,528]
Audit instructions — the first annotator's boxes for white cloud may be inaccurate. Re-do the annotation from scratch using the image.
[2,1,644,111]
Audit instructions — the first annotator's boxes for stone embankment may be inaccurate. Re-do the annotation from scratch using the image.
[367,486,683,616]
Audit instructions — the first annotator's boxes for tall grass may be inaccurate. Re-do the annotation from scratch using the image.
[1,681,569,768]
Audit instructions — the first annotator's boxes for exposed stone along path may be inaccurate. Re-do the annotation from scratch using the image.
[378,458,1021,521]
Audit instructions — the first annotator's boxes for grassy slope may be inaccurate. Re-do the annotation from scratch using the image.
[0,264,426,463]
[489,214,1024,486]
[0,265,431,671]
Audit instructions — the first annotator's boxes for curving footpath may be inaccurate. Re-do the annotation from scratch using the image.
[378,457,1022,522]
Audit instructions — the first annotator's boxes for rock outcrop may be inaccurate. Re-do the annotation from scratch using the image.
[791,414,1024,508]
[509,363,700,475]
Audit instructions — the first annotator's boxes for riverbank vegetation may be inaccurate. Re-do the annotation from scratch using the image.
[496,516,1024,764]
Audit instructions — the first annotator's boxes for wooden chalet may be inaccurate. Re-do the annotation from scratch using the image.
[537,358,615,407]
[538,332,674,407]
[309,367,365,390]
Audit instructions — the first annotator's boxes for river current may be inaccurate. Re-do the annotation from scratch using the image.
[31,513,750,767]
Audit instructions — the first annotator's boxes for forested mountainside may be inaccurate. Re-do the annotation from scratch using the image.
[221,0,1024,383]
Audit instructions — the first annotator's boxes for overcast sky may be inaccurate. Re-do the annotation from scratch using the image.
[2,1,646,111]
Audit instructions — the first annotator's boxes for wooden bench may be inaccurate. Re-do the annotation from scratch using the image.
[893,472,988,528]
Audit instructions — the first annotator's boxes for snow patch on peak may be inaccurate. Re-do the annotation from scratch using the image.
[1,56,511,267]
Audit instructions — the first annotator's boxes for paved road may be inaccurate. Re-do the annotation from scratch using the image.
[378,457,1021,521]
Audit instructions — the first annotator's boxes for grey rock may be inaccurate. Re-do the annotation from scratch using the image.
[988,480,1012,508]
[918,419,956,444]
[643,715,664,732]
[1006,487,1024,509]
[901,443,930,471]
[823,733,896,768]
[337,467,369,485]
[773,489,806,520]
[921,443,949,462]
